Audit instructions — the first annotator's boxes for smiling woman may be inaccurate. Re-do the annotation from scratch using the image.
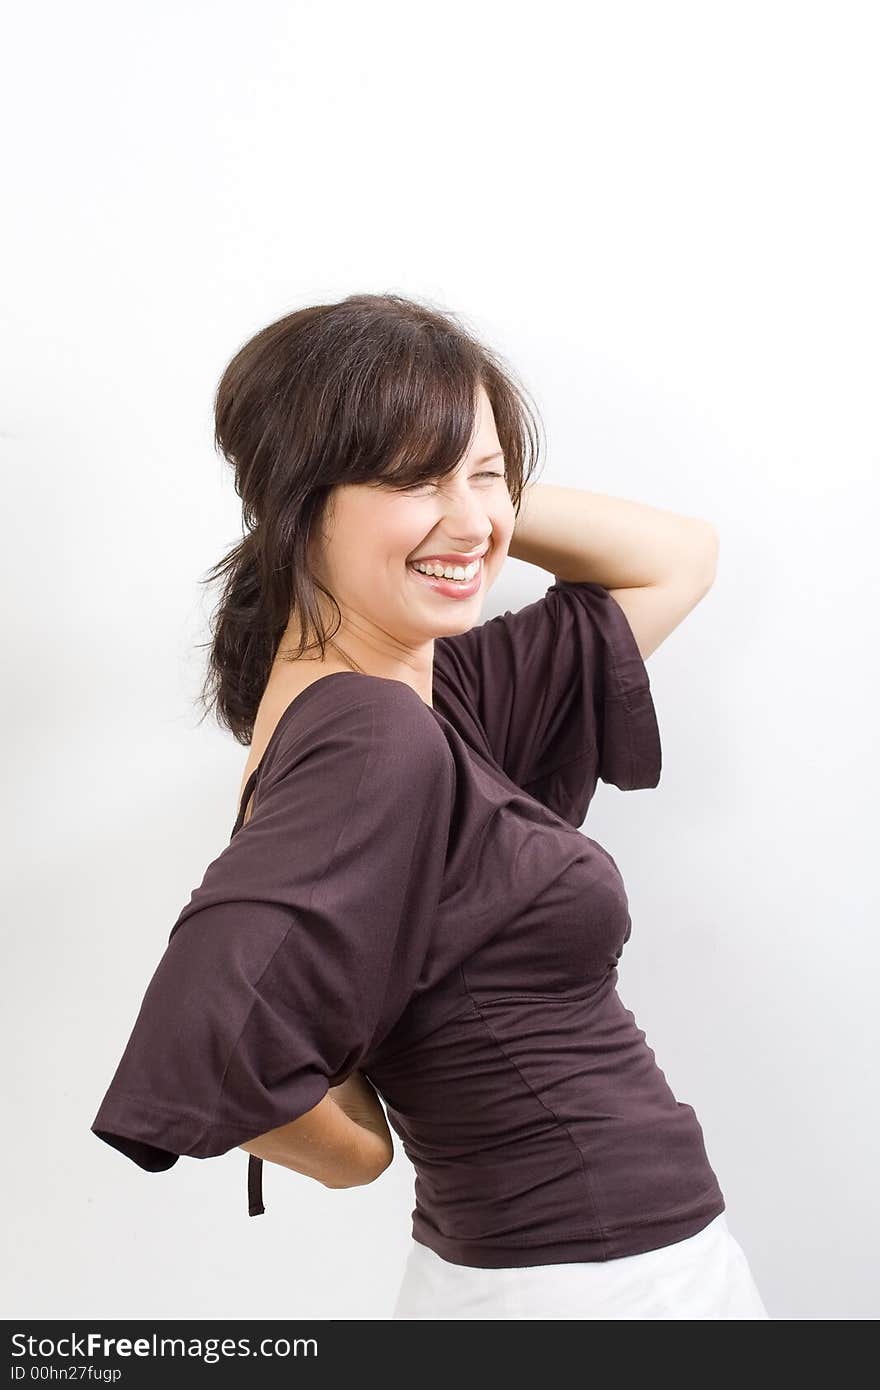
[89,290,769,1320]
[192,291,543,748]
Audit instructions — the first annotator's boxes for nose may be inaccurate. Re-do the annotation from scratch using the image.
[440,496,493,554]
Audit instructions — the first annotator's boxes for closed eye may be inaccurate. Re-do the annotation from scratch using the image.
[399,471,505,494]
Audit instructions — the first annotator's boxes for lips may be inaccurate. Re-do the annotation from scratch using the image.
[409,548,489,566]
[406,555,484,597]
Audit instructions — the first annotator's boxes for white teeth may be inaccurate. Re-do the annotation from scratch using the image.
[411,557,481,581]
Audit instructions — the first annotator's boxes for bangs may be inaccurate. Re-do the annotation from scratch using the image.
[333,322,489,491]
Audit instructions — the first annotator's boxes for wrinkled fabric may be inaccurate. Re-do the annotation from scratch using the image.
[92,580,728,1268]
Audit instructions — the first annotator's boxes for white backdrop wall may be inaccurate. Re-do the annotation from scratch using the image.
[2,0,877,1321]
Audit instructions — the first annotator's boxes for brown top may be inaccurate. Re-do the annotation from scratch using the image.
[91,579,725,1266]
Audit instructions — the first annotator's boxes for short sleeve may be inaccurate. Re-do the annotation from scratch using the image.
[432,579,661,827]
[90,681,455,1185]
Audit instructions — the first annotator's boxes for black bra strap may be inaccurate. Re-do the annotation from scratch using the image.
[247,1153,265,1216]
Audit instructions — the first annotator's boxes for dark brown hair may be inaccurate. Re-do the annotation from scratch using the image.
[195,292,544,745]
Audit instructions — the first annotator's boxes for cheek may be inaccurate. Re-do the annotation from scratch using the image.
[346,551,410,596]
[492,498,517,548]
[371,498,432,559]
[333,505,415,579]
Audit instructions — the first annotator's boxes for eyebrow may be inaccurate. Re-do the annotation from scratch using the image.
[473,451,504,465]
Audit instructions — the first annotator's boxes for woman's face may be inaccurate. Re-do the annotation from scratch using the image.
[311,384,516,652]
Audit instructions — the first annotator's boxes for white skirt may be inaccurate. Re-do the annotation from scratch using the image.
[391,1212,770,1320]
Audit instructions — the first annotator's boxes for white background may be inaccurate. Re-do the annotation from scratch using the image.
[2,0,877,1321]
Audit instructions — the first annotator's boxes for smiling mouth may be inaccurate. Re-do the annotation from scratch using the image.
[406,554,485,594]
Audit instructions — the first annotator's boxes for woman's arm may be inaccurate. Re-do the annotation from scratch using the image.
[509,482,719,660]
[509,482,718,588]
[238,1071,394,1190]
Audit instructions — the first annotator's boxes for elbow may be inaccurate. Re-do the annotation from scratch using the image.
[691,521,720,591]
[322,1153,394,1190]
[663,520,719,595]
[369,1152,395,1184]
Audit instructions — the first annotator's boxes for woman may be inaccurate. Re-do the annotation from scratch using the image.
[91,292,769,1319]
